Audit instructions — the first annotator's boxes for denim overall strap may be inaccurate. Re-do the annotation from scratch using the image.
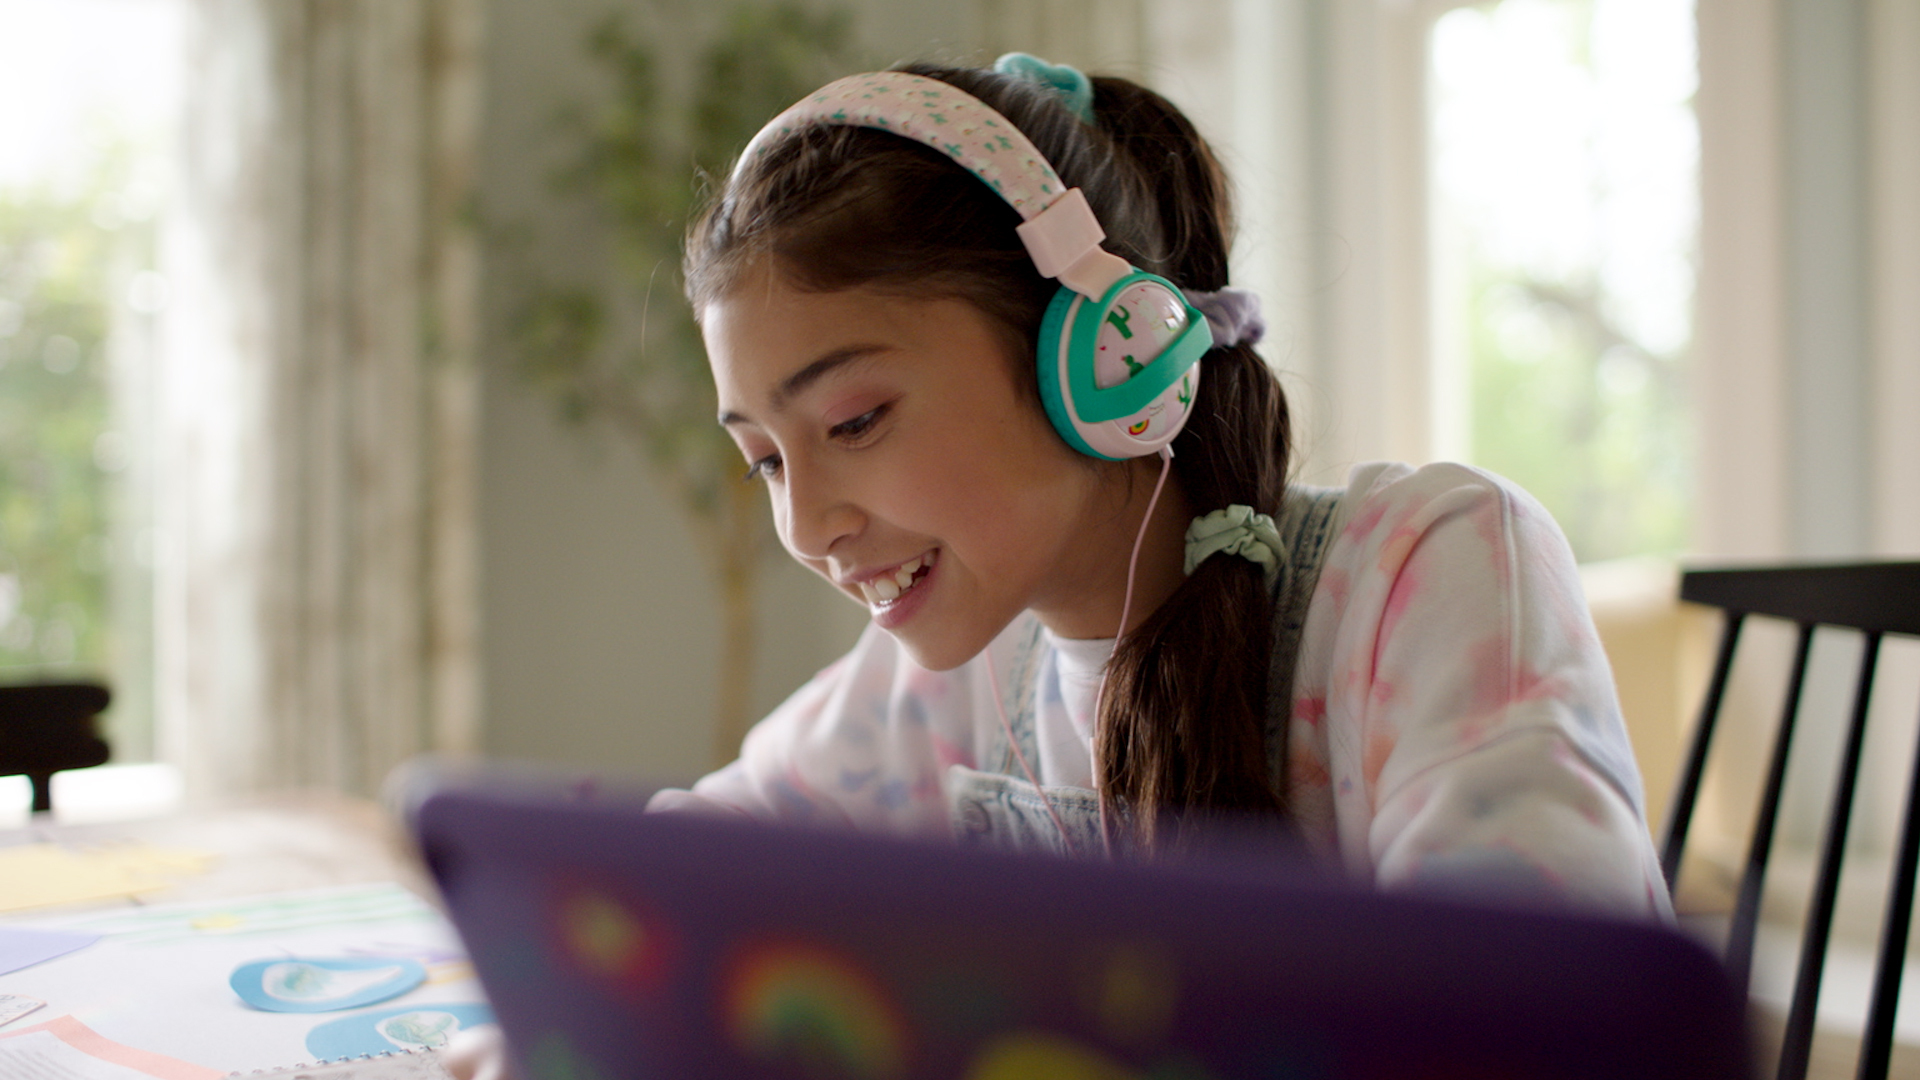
[946,767,1106,856]
[1264,483,1347,788]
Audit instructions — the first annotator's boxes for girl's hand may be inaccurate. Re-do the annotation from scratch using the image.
[443,1025,517,1080]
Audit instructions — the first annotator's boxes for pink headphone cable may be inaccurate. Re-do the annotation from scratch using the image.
[985,445,1175,859]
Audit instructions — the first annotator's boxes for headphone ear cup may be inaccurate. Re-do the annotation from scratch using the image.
[1036,273,1209,461]
[1036,286,1092,455]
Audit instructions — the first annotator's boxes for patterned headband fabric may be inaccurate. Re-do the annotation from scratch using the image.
[732,71,1069,221]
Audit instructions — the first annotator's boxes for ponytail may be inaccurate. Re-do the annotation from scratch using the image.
[1085,77,1292,851]
[1099,345,1291,850]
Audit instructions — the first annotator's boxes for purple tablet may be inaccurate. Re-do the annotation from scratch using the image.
[408,775,1750,1080]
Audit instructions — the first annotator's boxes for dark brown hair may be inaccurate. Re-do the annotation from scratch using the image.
[685,63,1293,852]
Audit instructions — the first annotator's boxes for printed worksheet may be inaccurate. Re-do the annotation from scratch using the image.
[0,884,489,1075]
[0,1015,221,1079]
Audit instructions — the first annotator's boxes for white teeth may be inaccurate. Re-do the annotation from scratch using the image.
[856,554,933,607]
[860,553,940,607]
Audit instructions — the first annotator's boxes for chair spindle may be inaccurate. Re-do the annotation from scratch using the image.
[1729,621,1817,998]
[1663,612,1747,885]
[1778,632,1883,1080]
[1858,695,1920,1080]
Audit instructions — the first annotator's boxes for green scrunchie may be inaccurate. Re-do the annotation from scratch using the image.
[1183,505,1283,585]
[993,52,1095,124]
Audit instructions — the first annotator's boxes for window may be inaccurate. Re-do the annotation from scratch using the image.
[1430,0,1699,562]
[0,0,184,757]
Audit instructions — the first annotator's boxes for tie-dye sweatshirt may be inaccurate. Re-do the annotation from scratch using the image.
[650,462,1672,919]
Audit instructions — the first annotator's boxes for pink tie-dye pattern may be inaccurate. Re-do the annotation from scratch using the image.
[930,732,975,771]
[1343,498,1391,542]
[1362,729,1396,791]
[1373,557,1424,676]
[1291,747,1332,792]
[1461,633,1568,721]
[1471,487,1513,585]
[912,769,943,802]
[659,461,1668,919]
[1302,463,1662,915]
[1462,634,1511,719]
[1369,679,1398,709]
[1375,521,1424,577]
[1293,696,1328,729]
[1316,566,1351,612]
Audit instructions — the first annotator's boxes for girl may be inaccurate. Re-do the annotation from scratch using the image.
[648,55,1671,919]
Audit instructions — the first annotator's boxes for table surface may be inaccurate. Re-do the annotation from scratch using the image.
[0,790,435,920]
[0,793,474,1076]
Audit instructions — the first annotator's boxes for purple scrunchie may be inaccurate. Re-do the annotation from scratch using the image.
[1180,287,1265,348]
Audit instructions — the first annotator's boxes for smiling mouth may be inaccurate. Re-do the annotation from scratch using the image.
[857,550,937,605]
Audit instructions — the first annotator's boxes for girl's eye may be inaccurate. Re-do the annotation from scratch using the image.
[830,405,889,442]
[741,404,888,482]
[743,453,783,482]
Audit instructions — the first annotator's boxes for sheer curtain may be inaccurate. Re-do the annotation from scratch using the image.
[157,0,484,798]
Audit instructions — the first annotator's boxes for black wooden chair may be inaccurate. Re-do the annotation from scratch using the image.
[0,681,112,814]
[1663,562,1920,1080]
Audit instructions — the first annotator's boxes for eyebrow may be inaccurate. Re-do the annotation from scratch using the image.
[718,345,890,425]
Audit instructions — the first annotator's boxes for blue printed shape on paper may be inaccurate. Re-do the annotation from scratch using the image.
[305,1003,495,1060]
[230,956,427,1013]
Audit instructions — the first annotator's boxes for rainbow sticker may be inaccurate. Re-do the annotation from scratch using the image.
[721,942,909,1079]
[550,885,676,995]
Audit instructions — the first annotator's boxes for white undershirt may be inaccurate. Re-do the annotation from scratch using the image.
[1030,631,1112,790]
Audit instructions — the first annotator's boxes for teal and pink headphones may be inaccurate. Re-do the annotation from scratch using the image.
[734,67,1212,462]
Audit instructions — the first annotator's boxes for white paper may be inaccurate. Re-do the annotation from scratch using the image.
[0,884,483,1074]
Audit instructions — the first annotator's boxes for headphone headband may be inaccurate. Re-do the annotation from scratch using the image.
[733,71,1131,300]
[734,68,1209,462]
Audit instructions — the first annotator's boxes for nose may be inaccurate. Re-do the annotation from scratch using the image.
[776,456,863,561]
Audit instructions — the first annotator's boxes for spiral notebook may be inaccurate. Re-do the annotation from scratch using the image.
[405,770,1754,1080]
[225,1046,449,1079]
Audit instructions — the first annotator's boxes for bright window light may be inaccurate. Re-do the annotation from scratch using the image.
[0,0,184,756]
[1431,0,1699,562]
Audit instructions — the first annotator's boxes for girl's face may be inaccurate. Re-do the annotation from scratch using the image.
[704,263,1140,671]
